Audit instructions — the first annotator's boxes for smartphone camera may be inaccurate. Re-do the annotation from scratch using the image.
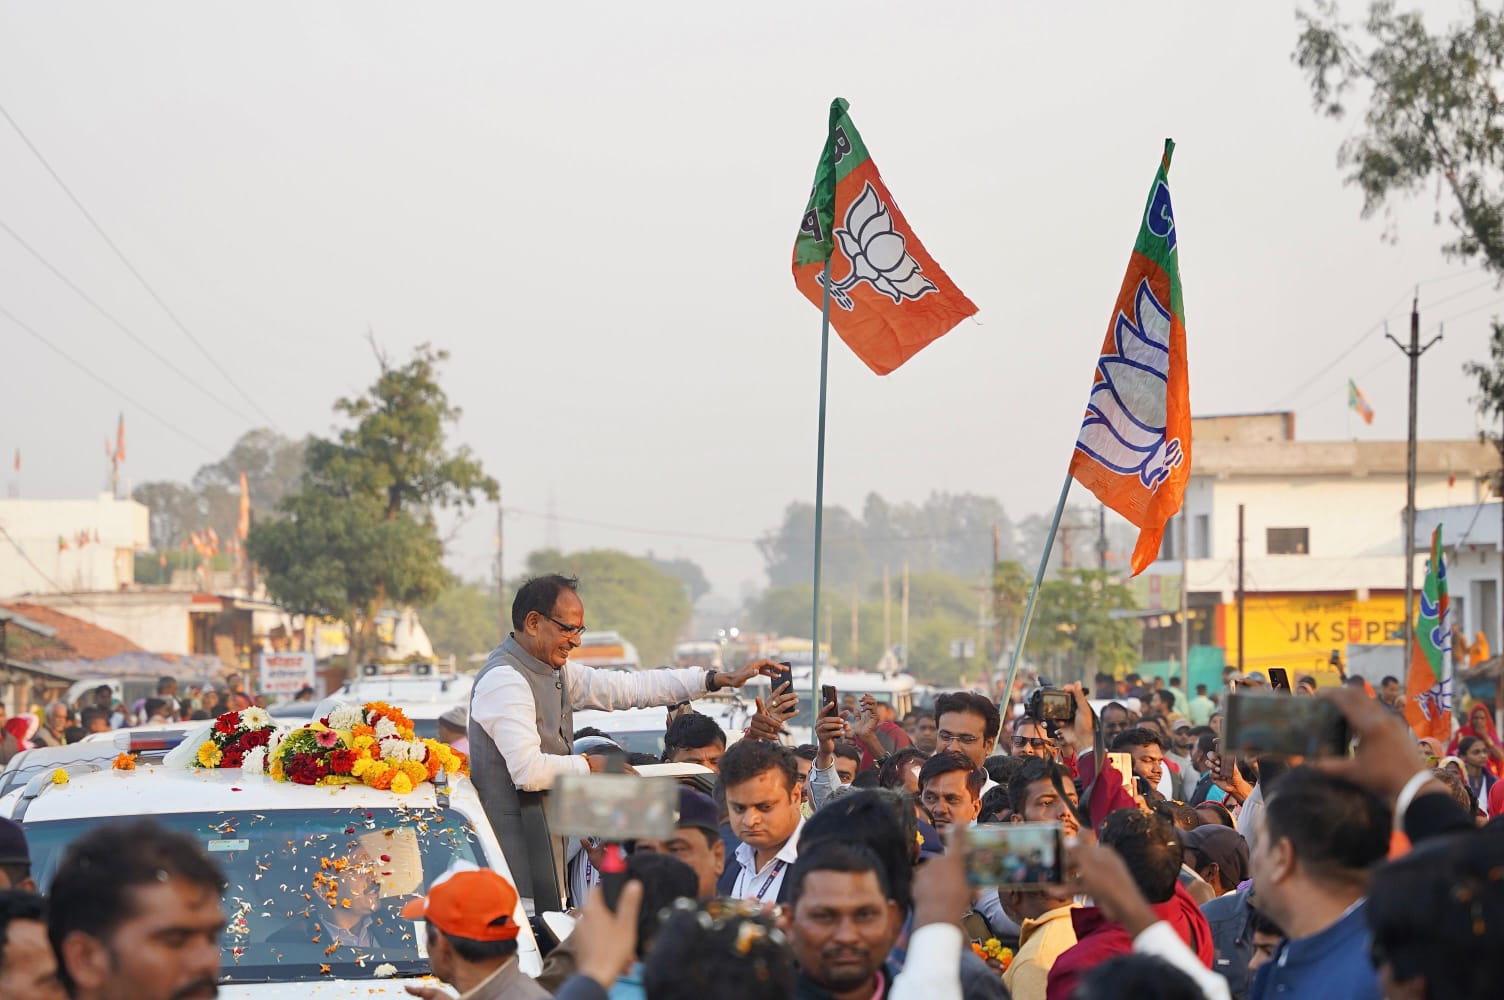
[1026,687,1076,724]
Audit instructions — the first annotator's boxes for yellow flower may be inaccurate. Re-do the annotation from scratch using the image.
[51,769,69,785]
[269,757,285,781]
[196,742,223,768]
[350,757,374,779]
[353,734,376,751]
[398,761,428,784]
[390,772,413,795]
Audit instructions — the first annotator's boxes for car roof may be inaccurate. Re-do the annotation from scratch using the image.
[8,762,479,823]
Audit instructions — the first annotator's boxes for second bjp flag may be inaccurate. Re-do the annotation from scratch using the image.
[1069,140,1192,576]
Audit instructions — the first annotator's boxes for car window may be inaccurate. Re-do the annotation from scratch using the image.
[25,806,488,984]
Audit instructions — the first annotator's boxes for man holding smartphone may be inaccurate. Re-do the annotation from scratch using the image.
[469,574,776,912]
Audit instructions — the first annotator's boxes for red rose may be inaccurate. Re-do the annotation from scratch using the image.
[286,753,329,785]
[242,729,271,749]
[214,712,240,735]
[329,749,358,775]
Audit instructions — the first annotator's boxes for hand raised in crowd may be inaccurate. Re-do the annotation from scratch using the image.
[746,681,799,742]
[720,658,784,689]
[573,880,644,989]
[1204,748,1253,803]
[1057,682,1096,753]
[913,822,971,929]
[1313,684,1447,806]
[850,694,885,759]
[813,700,848,770]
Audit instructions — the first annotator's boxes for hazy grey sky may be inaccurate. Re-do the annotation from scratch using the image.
[3,2,1498,603]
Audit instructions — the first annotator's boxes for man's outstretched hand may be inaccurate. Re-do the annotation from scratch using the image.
[719,659,782,689]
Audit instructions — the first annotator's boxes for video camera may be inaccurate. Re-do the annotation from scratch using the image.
[1023,686,1076,725]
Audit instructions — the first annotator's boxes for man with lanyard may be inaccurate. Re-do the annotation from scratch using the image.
[470,574,775,912]
[718,738,805,903]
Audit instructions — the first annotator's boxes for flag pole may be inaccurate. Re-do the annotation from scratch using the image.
[811,257,833,709]
[1000,471,1072,714]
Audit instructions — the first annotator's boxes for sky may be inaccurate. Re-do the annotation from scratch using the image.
[2,2,1500,609]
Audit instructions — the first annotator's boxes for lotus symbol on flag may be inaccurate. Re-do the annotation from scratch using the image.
[1075,278,1184,491]
[1416,677,1452,722]
[822,182,937,310]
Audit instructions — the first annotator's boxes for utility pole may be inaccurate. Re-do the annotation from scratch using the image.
[1179,510,1190,694]
[495,498,506,636]
[883,565,892,657]
[1237,504,1246,673]
[1097,506,1108,571]
[900,562,910,672]
[1387,296,1442,676]
[850,581,859,665]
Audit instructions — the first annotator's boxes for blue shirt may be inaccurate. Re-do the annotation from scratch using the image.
[608,963,645,1000]
[1249,899,1379,1000]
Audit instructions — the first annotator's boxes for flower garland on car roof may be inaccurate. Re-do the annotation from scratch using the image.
[192,701,467,795]
[268,701,468,794]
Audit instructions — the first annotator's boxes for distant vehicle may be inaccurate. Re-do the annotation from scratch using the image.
[570,630,641,671]
[573,695,753,757]
[673,640,723,670]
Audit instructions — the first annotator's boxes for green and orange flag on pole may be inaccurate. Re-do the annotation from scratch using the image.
[1068,139,1191,575]
[1405,526,1453,743]
[792,98,977,375]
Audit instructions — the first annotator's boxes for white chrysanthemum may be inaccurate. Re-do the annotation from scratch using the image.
[374,717,400,741]
[238,707,273,730]
[373,964,398,979]
[327,705,364,731]
[241,747,267,776]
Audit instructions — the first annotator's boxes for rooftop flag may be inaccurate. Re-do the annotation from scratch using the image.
[792,98,977,375]
[1347,378,1375,424]
[1068,140,1191,575]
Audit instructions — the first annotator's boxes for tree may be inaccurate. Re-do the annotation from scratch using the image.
[1025,569,1142,684]
[421,582,501,662]
[1464,320,1504,645]
[758,503,872,589]
[522,548,691,668]
[249,343,497,672]
[646,555,712,604]
[993,559,1031,661]
[132,481,203,550]
[1294,1,1504,275]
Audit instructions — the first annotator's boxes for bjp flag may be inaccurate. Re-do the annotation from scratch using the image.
[1405,526,1453,743]
[792,98,977,375]
[1069,140,1191,575]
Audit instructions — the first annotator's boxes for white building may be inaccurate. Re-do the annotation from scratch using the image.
[0,494,149,597]
[1146,413,1497,676]
[1414,501,1503,657]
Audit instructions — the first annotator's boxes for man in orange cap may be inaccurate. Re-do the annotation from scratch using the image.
[401,867,546,1000]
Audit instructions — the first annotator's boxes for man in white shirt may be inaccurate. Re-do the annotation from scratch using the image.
[469,574,773,911]
[719,737,804,903]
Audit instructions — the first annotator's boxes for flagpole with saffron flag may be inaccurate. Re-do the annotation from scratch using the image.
[792,98,979,708]
[1001,139,1191,707]
[811,255,832,702]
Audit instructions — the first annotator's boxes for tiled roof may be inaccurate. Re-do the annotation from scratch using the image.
[0,602,144,663]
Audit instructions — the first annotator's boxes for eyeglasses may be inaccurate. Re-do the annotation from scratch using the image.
[937,730,980,746]
[1013,737,1053,750]
[540,613,587,637]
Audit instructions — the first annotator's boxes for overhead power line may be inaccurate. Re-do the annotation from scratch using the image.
[0,300,217,456]
[0,99,281,430]
[0,216,256,425]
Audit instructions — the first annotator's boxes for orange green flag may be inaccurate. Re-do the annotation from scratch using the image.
[792,98,977,376]
[1069,139,1191,576]
[1347,378,1374,424]
[1405,526,1453,742]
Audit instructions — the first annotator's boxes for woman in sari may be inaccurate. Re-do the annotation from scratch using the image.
[1448,703,1504,779]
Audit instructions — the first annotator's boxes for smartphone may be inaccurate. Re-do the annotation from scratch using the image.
[963,822,1064,889]
[769,661,795,697]
[1036,689,1075,722]
[547,774,678,840]
[1107,752,1136,795]
[1268,667,1292,693]
[821,684,838,714]
[1224,692,1351,759]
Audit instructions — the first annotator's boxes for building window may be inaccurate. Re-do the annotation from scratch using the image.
[1266,527,1309,555]
[1194,514,1210,559]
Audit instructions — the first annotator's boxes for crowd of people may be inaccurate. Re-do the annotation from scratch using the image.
[0,675,293,764]
[0,572,1500,1000]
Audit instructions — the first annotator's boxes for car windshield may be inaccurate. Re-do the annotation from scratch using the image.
[25,806,487,984]
[606,729,664,755]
